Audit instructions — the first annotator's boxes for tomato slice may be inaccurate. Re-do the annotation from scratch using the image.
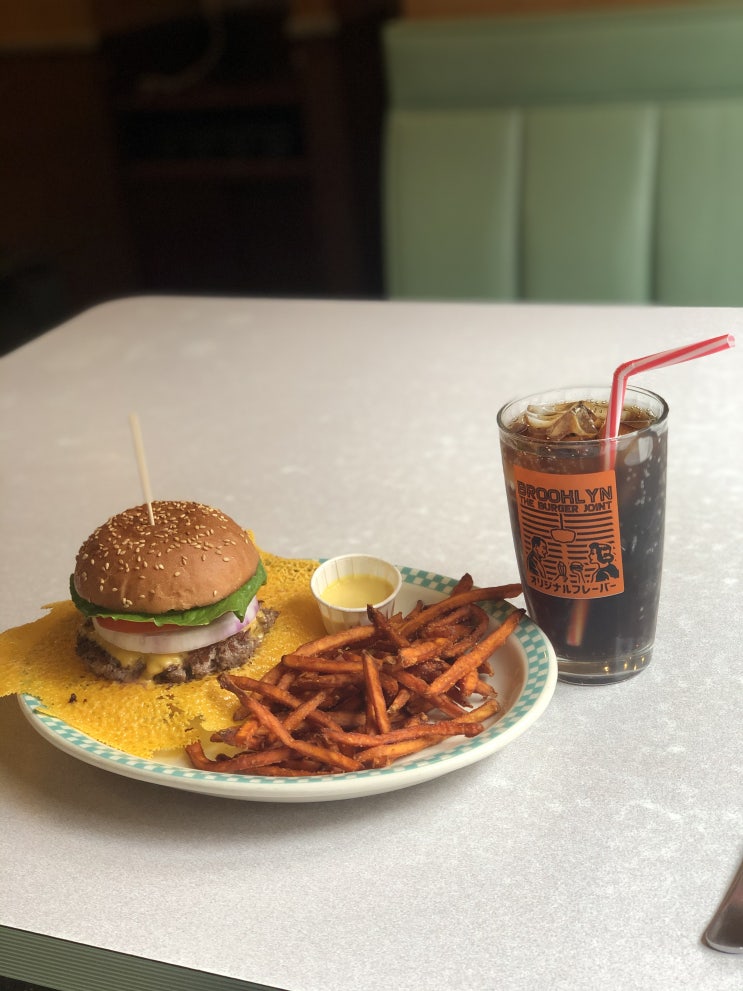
[96,616,183,635]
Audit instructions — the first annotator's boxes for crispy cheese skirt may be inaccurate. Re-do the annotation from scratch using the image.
[0,549,324,758]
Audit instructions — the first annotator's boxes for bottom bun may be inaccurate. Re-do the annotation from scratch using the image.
[76,605,278,684]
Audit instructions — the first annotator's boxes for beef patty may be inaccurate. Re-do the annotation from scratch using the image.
[76,605,279,684]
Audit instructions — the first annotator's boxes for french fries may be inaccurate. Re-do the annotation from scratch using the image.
[185,574,524,776]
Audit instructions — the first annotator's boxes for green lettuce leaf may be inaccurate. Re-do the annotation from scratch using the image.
[69,559,267,627]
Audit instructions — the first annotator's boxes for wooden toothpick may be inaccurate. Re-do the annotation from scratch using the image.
[128,412,155,525]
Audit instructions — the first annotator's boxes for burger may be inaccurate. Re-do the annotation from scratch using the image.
[70,500,277,684]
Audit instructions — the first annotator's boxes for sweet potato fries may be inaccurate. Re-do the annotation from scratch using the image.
[186,574,523,776]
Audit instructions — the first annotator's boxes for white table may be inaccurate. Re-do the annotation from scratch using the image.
[1,296,741,991]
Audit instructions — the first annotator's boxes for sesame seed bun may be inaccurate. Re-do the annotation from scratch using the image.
[73,501,260,615]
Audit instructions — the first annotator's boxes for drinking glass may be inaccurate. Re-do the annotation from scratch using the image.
[498,385,668,684]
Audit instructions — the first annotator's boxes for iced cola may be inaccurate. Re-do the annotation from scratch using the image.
[498,386,668,684]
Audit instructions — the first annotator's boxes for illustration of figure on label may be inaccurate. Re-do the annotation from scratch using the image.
[526,535,549,581]
[588,541,620,584]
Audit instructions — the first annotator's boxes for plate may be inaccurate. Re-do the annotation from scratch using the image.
[19,567,556,803]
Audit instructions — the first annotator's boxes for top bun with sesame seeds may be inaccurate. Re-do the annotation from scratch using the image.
[73,501,260,615]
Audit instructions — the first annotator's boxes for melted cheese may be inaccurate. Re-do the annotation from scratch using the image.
[0,547,326,758]
[88,628,187,678]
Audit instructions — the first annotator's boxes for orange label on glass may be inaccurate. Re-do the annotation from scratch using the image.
[513,466,624,600]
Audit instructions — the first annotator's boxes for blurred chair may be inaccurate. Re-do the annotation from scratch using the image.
[382,3,743,304]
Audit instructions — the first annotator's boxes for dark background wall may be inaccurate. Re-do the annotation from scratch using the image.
[0,0,395,354]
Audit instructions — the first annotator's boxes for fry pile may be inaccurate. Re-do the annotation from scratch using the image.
[186,574,524,776]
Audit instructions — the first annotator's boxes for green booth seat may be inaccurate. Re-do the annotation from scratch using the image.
[383,3,743,305]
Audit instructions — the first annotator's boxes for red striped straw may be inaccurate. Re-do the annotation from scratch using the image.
[605,333,736,442]
[570,332,735,648]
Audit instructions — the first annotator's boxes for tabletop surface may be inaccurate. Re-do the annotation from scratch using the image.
[1,296,741,991]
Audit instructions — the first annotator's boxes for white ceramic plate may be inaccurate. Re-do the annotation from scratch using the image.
[19,567,556,803]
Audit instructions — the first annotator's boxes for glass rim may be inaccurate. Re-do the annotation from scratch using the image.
[497,384,669,442]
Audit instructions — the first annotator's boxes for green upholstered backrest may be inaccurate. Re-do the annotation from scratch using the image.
[383,4,743,304]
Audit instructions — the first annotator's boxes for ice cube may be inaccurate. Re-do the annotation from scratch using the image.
[525,401,601,440]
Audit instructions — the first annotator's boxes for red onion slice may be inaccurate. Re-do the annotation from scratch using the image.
[92,596,260,655]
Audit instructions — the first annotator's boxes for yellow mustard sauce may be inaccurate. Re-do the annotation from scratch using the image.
[321,574,394,609]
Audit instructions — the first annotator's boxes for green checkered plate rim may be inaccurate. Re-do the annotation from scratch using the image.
[19,566,557,803]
